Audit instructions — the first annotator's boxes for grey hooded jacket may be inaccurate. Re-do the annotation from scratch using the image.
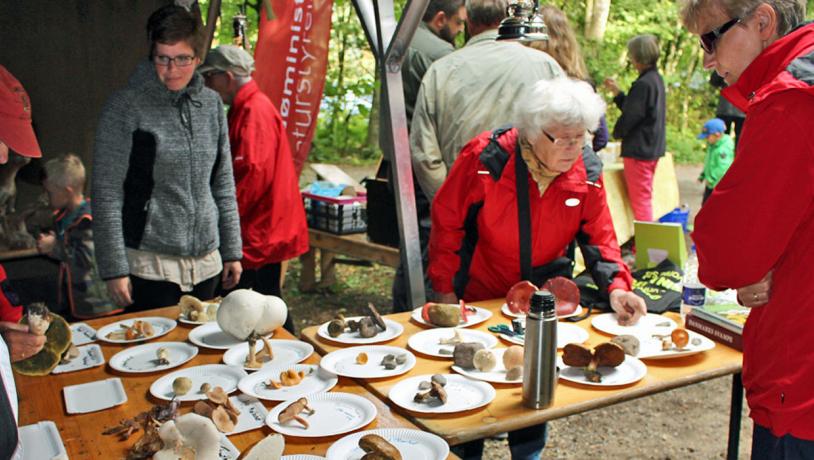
[92,61,242,280]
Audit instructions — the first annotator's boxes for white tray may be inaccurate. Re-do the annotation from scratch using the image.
[388,374,495,414]
[150,364,248,401]
[407,327,498,358]
[239,364,338,401]
[70,322,97,346]
[316,316,404,345]
[96,317,176,344]
[52,344,105,374]
[496,321,589,349]
[188,322,273,350]
[18,421,68,460]
[326,428,449,460]
[227,394,269,436]
[636,329,716,359]
[266,392,377,437]
[500,302,584,320]
[222,339,313,371]
[591,312,676,337]
[319,346,416,379]
[411,305,492,328]
[451,348,522,385]
[283,456,326,460]
[109,341,198,373]
[63,377,127,414]
[557,355,647,387]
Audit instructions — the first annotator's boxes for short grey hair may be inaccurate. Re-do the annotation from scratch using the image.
[627,34,660,67]
[515,78,606,145]
[465,0,508,28]
[680,0,805,35]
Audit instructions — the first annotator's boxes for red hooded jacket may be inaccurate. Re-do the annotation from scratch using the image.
[429,128,632,301]
[228,80,309,269]
[0,265,22,323]
[693,23,814,439]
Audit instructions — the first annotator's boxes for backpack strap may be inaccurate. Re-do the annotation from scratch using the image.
[478,125,513,181]
[514,140,533,281]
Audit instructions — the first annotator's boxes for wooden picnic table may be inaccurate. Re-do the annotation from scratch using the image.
[13,306,455,459]
[301,299,744,451]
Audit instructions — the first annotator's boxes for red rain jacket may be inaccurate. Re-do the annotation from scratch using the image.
[228,81,308,269]
[693,23,814,439]
[0,265,22,323]
[429,128,632,301]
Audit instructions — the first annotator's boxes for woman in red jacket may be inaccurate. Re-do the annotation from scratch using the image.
[429,77,646,460]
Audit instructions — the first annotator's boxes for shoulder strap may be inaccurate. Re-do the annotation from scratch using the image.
[581,144,603,182]
[514,141,532,281]
[479,125,513,181]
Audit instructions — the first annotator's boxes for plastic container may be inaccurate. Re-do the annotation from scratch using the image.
[659,205,690,232]
[302,192,367,235]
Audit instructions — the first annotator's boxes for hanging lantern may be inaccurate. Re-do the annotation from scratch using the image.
[496,1,549,43]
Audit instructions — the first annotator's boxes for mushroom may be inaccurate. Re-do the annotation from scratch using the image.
[155,347,170,366]
[199,382,211,394]
[26,303,53,336]
[179,295,205,320]
[358,433,403,460]
[217,289,288,372]
[243,434,285,460]
[366,303,387,331]
[60,343,80,365]
[502,345,524,370]
[358,317,378,338]
[413,381,447,405]
[423,302,462,327]
[453,342,485,369]
[563,342,625,383]
[206,386,229,405]
[431,374,447,386]
[671,328,690,349]
[211,405,236,433]
[506,366,523,381]
[172,377,192,396]
[193,400,214,418]
[562,343,594,368]
[395,354,407,365]
[153,413,220,460]
[611,335,641,356]
[380,354,397,370]
[356,352,369,364]
[438,329,464,345]
[473,349,497,372]
[245,335,275,369]
[327,318,346,337]
[280,368,306,386]
[277,397,315,428]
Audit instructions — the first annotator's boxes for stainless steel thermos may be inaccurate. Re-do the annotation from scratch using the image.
[522,290,558,409]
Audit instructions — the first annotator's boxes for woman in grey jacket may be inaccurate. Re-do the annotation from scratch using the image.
[92,5,242,311]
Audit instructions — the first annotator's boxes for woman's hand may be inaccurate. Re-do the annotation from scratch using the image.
[106,277,133,307]
[609,289,647,326]
[435,292,458,304]
[36,231,56,255]
[603,78,621,96]
[221,261,243,290]
[737,271,772,308]
[0,322,46,362]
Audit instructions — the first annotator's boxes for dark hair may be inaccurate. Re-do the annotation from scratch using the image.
[146,5,204,57]
[423,0,465,22]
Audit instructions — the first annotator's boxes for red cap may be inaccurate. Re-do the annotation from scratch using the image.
[0,65,42,158]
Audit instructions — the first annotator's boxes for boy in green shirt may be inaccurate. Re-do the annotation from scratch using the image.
[697,118,734,204]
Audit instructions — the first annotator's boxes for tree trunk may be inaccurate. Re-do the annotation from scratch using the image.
[366,70,382,157]
[585,0,611,41]
[584,0,595,36]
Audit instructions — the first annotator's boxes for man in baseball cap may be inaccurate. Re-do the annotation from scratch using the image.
[0,65,42,165]
[199,45,255,105]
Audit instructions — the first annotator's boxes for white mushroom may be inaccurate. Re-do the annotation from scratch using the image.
[153,413,220,460]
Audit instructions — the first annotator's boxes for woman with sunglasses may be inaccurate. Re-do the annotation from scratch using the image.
[603,34,666,223]
[92,5,242,311]
[681,0,814,456]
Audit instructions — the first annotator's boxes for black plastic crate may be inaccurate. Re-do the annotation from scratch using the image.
[302,192,367,235]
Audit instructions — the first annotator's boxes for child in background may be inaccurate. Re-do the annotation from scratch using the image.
[36,154,121,320]
[697,118,734,204]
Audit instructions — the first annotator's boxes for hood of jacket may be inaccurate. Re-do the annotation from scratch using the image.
[127,59,206,103]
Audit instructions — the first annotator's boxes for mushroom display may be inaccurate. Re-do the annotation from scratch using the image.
[452,342,485,369]
[502,345,524,370]
[179,295,219,322]
[472,349,497,372]
[562,342,626,383]
[277,397,315,428]
[153,413,220,460]
[216,289,288,370]
[421,301,471,327]
[358,434,403,460]
[172,377,192,396]
[12,304,72,376]
[266,368,309,388]
[506,278,580,316]
[191,386,241,433]
[155,348,170,366]
[611,335,641,356]
[413,381,447,405]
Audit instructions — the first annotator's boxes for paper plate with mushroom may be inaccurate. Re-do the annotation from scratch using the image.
[221,339,314,371]
[319,346,416,379]
[265,392,377,437]
[177,295,221,325]
[150,364,248,402]
[96,317,176,344]
[635,328,716,360]
[388,373,495,414]
[450,346,526,385]
[591,312,676,337]
[407,327,498,358]
[188,322,274,350]
[558,342,647,387]
[109,342,198,373]
[317,305,404,345]
[326,428,449,460]
[411,302,492,328]
[238,364,338,402]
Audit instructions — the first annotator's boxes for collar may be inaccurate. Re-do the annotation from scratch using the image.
[231,79,260,111]
[465,30,499,47]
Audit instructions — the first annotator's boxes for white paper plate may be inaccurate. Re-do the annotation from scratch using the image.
[326,428,449,460]
[411,305,492,328]
[500,303,584,320]
[188,322,273,350]
[316,317,404,345]
[283,456,326,460]
[388,374,495,414]
[557,355,647,387]
[222,340,314,371]
[407,327,498,358]
[18,421,68,460]
[96,317,176,344]
[591,312,676,337]
[266,392,377,437]
[70,322,97,346]
[219,434,240,460]
[178,300,221,325]
[52,344,105,374]
[63,377,127,414]
[497,322,590,349]
[451,348,524,385]
[636,329,716,359]
[320,346,416,379]
[109,341,198,373]
[150,364,248,401]
[239,364,338,401]
[226,394,269,436]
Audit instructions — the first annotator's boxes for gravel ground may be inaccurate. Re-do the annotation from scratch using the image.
[290,163,753,459]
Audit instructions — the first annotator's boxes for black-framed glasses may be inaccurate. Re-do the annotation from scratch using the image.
[700,17,741,54]
[201,70,225,79]
[543,130,586,148]
[153,54,196,67]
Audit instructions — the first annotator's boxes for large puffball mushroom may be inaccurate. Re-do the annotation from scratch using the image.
[153,413,220,460]
[243,433,285,460]
[217,289,288,340]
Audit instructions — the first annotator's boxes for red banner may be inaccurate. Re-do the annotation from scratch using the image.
[254,0,333,176]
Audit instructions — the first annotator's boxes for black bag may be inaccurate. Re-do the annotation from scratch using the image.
[575,258,683,314]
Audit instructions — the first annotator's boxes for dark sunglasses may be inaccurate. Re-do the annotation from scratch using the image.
[700,17,741,54]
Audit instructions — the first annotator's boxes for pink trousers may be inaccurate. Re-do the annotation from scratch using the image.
[623,157,659,222]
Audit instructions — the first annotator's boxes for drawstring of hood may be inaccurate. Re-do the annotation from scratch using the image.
[172,92,202,139]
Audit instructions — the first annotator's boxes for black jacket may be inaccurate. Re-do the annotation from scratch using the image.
[612,67,666,160]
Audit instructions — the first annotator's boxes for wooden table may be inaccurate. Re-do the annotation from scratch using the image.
[13,306,449,458]
[301,299,743,449]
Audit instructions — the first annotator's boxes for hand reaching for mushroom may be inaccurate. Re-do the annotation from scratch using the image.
[0,322,46,362]
[609,289,647,326]
[737,270,772,308]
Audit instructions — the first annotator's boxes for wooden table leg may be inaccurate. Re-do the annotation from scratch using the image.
[319,250,337,287]
[727,372,744,460]
[299,248,317,292]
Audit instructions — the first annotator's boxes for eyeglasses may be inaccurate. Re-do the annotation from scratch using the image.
[153,54,196,67]
[202,70,225,79]
[699,17,741,54]
[543,130,586,148]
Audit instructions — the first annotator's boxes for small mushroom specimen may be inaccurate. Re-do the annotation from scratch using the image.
[366,303,387,332]
[277,397,315,428]
[611,335,640,356]
[431,374,447,386]
[245,335,275,369]
[191,386,241,433]
[60,343,80,365]
[356,352,369,364]
[155,347,170,366]
[266,368,309,388]
[453,342,485,369]
[380,354,398,370]
[358,317,378,338]
[502,345,524,370]
[562,342,626,383]
[27,303,53,336]
[413,381,447,405]
[179,294,205,321]
[438,329,464,345]
[200,382,212,394]
[327,318,346,338]
[421,302,462,327]
[671,328,690,349]
[472,349,497,372]
[506,366,523,381]
[173,377,193,396]
[359,433,403,460]
[153,413,220,460]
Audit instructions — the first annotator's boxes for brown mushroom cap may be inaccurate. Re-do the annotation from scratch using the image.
[206,386,229,405]
[212,405,236,433]
[366,303,387,331]
[562,343,593,368]
[359,434,403,460]
[594,342,626,367]
[193,400,214,418]
[430,381,447,404]
[671,328,690,349]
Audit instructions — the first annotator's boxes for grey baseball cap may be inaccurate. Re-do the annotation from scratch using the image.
[199,45,255,77]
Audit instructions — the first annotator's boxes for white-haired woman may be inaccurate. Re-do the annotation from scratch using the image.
[428,77,646,459]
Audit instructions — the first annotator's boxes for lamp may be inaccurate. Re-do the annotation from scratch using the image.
[496,1,549,43]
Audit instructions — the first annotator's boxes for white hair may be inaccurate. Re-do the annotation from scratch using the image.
[515,77,606,145]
